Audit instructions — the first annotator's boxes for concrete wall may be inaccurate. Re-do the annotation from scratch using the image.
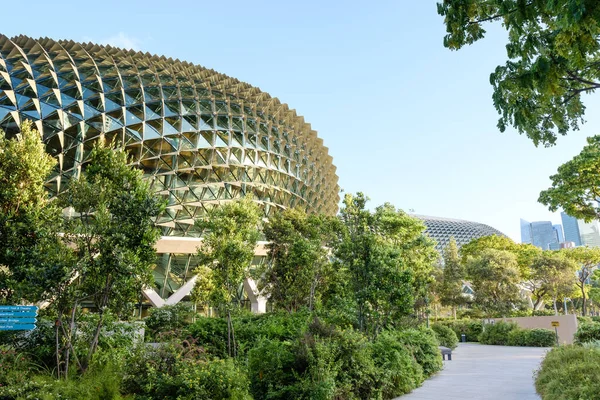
[486,314,578,345]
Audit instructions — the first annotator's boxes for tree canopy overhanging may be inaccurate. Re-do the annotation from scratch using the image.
[438,0,600,147]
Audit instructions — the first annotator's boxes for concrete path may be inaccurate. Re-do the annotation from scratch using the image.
[396,343,549,400]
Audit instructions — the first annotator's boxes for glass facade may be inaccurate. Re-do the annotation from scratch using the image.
[530,221,559,250]
[0,35,339,300]
[0,35,340,237]
[414,215,506,253]
[561,212,582,246]
[520,218,532,244]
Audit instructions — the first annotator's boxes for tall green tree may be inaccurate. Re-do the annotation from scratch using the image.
[466,249,523,315]
[438,0,600,146]
[439,237,466,319]
[561,247,600,316]
[262,207,338,313]
[539,137,600,221]
[336,193,437,337]
[461,235,541,277]
[57,141,164,375]
[196,198,261,357]
[524,252,577,314]
[0,121,72,304]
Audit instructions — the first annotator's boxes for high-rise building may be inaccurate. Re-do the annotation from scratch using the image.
[553,224,565,243]
[561,212,582,246]
[521,218,532,244]
[530,221,559,250]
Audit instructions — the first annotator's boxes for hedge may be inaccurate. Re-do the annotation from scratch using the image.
[431,324,459,349]
[479,322,554,347]
[536,345,600,400]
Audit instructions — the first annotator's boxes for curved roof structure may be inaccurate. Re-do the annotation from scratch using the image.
[0,35,339,237]
[412,214,506,252]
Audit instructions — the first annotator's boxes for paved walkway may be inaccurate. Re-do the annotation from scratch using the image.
[395,343,549,400]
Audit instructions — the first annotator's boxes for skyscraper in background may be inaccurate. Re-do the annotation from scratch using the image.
[530,221,559,250]
[553,224,564,243]
[520,218,532,244]
[561,212,582,246]
[579,220,600,248]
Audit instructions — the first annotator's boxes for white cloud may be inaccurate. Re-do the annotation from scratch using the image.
[85,32,142,51]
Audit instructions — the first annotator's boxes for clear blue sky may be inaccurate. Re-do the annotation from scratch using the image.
[3,0,598,241]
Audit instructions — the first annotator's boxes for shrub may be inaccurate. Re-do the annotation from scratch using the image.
[145,303,193,339]
[370,331,424,398]
[431,324,459,349]
[535,345,600,400]
[574,322,600,344]
[437,319,483,342]
[122,340,250,399]
[186,316,228,357]
[247,338,299,400]
[478,322,518,345]
[507,329,555,347]
[393,328,442,378]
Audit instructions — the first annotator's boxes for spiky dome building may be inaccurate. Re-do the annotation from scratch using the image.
[0,35,339,301]
[412,215,506,253]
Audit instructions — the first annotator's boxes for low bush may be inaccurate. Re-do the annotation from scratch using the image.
[507,328,555,347]
[145,303,193,340]
[535,345,600,400]
[574,322,600,344]
[437,319,483,342]
[122,340,251,399]
[478,321,518,345]
[393,327,443,378]
[431,324,459,349]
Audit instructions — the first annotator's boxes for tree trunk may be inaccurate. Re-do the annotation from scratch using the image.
[452,306,456,320]
[553,298,558,315]
[582,284,587,316]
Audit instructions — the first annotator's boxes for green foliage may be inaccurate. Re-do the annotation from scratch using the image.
[370,331,424,398]
[186,316,228,358]
[438,0,600,147]
[122,340,250,400]
[145,303,193,340]
[523,252,577,312]
[431,324,459,349]
[574,322,600,344]
[540,137,600,221]
[479,322,553,347]
[478,322,519,345]
[247,338,299,400]
[507,328,556,347]
[262,207,339,313]
[535,345,600,400]
[336,193,437,337]
[195,198,262,357]
[466,249,524,315]
[0,121,72,304]
[437,319,483,342]
[393,328,443,378]
[438,237,466,314]
[561,247,600,316]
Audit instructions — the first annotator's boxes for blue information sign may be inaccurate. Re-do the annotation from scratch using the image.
[0,306,38,312]
[0,324,36,331]
[0,306,38,330]
[0,312,37,318]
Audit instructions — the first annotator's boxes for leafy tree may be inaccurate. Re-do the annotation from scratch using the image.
[438,0,600,146]
[0,121,72,303]
[466,249,523,315]
[461,235,541,277]
[539,137,600,221]
[335,193,437,337]
[439,237,466,319]
[523,252,577,314]
[561,247,600,316]
[196,198,261,357]
[262,207,339,313]
[57,141,165,375]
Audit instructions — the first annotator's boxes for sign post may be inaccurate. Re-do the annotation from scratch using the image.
[0,306,38,331]
[551,321,560,346]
